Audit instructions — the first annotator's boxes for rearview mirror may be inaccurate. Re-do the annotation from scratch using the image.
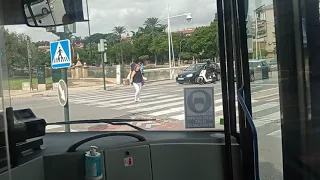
[23,0,85,27]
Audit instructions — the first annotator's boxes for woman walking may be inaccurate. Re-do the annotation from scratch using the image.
[130,64,143,102]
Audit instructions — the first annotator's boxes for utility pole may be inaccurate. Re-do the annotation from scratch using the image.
[85,0,92,64]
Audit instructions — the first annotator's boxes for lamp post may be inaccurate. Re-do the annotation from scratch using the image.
[26,37,33,91]
[85,0,93,64]
[166,4,192,79]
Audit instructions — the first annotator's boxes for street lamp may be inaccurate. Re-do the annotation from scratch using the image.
[166,4,192,79]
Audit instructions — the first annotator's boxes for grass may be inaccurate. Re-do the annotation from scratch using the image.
[9,77,53,90]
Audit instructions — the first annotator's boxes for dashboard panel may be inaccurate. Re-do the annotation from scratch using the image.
[0,131,242,180]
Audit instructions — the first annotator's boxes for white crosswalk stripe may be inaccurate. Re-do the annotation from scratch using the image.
[46,125,78,132]
[41,83,283,135]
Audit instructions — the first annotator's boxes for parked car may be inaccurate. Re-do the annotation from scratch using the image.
[249,59,270,82]
[268,59,278,71]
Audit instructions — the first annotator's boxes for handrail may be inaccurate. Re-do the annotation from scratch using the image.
[237,87,260,180]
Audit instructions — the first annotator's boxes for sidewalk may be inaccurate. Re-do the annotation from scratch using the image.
[9,79,176,100]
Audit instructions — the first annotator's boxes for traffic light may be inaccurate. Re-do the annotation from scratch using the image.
[99,39,108,52]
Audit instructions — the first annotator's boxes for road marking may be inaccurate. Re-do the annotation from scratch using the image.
[266,129,281,138]
[130,101,183,113]
[70,89,165,102]
[46,125,78,132]
[145,123,162,128]
[97,94,178,108]
[85,94,172,105]
[266,97,279,102]
[149,107,184,116]
[46,125,63,129]
[170,114,185,121]
[254,112,280,127]
[212,102,279,124]
[253,93,278,100]
[251,83,279,86]
[117,97,185,110]
[251,87,278,94]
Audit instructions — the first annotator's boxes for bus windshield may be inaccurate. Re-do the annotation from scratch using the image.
[0,0,284,179]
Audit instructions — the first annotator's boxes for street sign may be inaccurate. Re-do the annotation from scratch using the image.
[184,87,215,128]
[50,39,72,69]
[57,79,68,106]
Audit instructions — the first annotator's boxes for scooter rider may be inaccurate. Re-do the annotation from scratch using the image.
[205,61,214,79]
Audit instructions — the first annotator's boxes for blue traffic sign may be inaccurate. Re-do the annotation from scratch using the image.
[50,39,72,69]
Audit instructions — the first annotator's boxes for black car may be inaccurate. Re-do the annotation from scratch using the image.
[176,63,220,84]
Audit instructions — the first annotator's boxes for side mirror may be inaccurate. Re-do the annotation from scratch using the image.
[23,0,85,27]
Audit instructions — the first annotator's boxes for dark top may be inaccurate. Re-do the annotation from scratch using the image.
[133,70,143,83]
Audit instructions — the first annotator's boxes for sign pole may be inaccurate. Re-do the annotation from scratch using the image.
[50,39,72,132]
[62,68,70,132]
[99,39,107,90]
[102,52,106,90]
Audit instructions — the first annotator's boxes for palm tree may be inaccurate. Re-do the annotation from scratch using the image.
[144,17,161,66]
[113,26,126,64]
[157,24,168,32]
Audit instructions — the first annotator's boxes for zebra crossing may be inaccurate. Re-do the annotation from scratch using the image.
[42,83,282,137]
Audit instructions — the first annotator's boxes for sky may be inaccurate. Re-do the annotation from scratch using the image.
[5,0,272,42]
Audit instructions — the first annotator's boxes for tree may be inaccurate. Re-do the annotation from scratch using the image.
[4,29,53,78]
[5,30,29,72]
[148,33,168,63]
[113,26,126,64]
[144,17,161,65]
[132,33,152,60]
[187,21,219,60]
[261,49,268,58]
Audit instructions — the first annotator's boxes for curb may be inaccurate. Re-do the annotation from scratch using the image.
[11,93,52,100]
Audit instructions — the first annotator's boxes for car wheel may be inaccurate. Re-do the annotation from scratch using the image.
[42,8,49,15]
[250,74,255,82]
[178,82,184,84]
[198,78,204,85]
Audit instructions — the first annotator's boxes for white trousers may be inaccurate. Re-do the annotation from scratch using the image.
[133,82,142,101]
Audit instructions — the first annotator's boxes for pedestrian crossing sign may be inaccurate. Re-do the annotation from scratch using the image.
[50,39,72,69]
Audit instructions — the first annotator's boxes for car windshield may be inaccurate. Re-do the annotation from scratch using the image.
[185,64,204,71]
[249,61,261,68]
[269,59,277,65]
[1,1,283,179]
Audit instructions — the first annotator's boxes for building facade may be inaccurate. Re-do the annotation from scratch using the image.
[252,4,276,58]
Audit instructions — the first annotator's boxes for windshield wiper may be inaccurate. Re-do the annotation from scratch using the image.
[46,119,156,131]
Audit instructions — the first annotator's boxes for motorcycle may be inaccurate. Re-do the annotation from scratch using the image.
[196,68,216,85]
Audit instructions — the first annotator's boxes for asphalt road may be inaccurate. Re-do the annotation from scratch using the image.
[10,74,283,179]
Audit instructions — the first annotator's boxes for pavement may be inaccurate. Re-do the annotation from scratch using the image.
[9,75,283,179]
